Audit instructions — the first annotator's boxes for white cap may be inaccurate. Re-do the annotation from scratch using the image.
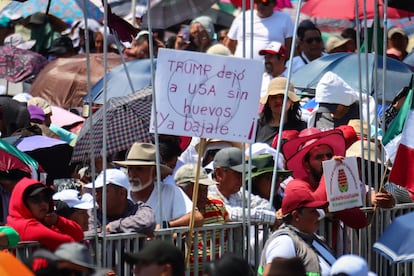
[84,168,130,190]
[53,189,94,209]
[315,71,359,106]
[258,41,287,56]
[330,255,369,276]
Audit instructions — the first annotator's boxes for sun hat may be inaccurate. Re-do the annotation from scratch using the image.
[191,15,215,40]
[27,97,52,115]
[84,168,130,190]
[27,105,46,121]
[258,41,287,57]
[52,189,94,209]
[330,254,369,276]
[4,33,36,50]
[282,184,328,215]
[282,128,346,180]
[174,163,216,186]
[54,243,97,271]
[346,140,382,164]
[124,240,184,276]
[206,44,232,56]
[325,35,351,53]
[114,143,173,175]
[250,154,292,179]
[260,77,300,105]
[213,147,255,173]
[195,138,242,159]
[315,71,359,106]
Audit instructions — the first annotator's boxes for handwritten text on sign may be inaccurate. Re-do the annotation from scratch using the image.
[323,157,363,212]
[150,48,263,143]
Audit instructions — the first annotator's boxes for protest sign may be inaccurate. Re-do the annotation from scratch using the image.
[323,157,363,212]
[150,48,263,143]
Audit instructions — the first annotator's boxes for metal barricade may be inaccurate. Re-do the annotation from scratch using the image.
[12,205,414,275]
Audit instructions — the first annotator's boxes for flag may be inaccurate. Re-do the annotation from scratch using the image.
[388,90,414,194]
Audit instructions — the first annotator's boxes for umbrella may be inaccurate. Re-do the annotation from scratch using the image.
[0,0,103,24]
[87,58,155,105]
[373,211,414,263]
[0,46,48,83]
[0,148,33,174]
[0,251,34,276]
[403,51,414,71]
[140,0,217,29]
[29,53,123,108]
[301,0,414,20]
[13,135,73,184]
[50,105,85,128]
[72,86,153,162]
[291,52,413,104]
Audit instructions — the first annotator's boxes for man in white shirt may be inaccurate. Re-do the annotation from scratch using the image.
[114,142,204,228]
[224,0,294,60]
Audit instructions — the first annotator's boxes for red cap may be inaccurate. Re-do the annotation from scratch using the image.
[282,185,328,216]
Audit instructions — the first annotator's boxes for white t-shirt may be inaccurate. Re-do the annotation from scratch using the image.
[260,70,287,98]
[146,183,193,224]
[265,235,331,276]
[227,10,294,61]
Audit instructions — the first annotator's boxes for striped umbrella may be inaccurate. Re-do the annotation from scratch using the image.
[72,86,154,162]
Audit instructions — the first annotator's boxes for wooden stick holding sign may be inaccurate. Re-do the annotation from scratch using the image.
[185,138,206,268]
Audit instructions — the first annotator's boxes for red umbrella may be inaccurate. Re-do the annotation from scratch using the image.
[301,0,414,20]
[0,148,33,174]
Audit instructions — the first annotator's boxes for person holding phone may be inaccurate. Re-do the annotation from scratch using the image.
[6,178,84,251]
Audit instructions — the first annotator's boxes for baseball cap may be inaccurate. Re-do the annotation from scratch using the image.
[259,41,287,57]
[84,169,130,190]
[27,97,52,115]
[54,243,97,271]
[330,254,369,276]
[174,163,216,186]
[213,147,255,173]
[124,240,184,276]
[260,77,300,105]
[282,185,328,216]
[25,183,54,198]
[53,189,94,209]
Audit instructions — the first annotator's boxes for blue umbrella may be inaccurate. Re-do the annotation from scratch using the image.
[0,0,103,24]
[291,52,413,103]
[373,211,414,263]
[403,51,414,71]
[87,58,155,105]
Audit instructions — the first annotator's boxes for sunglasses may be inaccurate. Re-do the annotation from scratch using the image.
[28,194,51,204]
[304,37,323,44]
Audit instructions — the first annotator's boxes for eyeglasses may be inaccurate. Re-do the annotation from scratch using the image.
[304,37,323,44]
[28,194,51,204]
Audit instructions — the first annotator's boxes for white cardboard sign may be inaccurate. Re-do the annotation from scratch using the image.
[150,48,263,143]
[323,157,363,212]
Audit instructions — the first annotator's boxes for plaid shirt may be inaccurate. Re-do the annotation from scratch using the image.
[208,185,276,224]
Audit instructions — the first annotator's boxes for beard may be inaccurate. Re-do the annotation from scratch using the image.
[129,175,154,192]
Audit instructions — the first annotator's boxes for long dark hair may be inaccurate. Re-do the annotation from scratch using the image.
[259,100,303,125]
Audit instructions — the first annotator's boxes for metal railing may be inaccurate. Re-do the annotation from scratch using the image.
[10,204,414,276]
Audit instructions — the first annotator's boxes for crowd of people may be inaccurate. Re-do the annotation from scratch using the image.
[0,0,413,275]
